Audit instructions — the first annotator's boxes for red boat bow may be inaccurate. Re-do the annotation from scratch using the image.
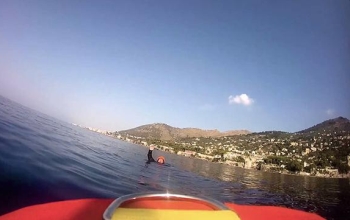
[0,198,324,220]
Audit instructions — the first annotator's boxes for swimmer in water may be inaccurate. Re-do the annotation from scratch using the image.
[147,145,165,164]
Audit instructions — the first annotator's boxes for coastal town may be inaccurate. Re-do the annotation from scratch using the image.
[75,117,350,178]
[115,131,350,178]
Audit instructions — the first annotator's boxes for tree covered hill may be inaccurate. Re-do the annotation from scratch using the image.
[297,117,350,134]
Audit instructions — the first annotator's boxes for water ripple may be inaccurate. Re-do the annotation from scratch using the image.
[0,96,349,219]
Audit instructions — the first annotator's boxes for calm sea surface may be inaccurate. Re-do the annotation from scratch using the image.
[0,96,349,219]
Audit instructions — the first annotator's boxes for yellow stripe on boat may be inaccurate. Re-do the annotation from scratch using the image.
[112,208,240,220]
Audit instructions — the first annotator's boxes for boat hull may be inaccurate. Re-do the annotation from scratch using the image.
[0,198,324,220]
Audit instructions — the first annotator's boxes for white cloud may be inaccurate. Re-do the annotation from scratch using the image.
[228,94,254,106]
[326,109,335,116]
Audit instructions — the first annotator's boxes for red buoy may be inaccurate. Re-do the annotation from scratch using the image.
[157,156,165,164]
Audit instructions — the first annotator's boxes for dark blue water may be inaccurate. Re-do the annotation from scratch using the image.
[0,96,349,220]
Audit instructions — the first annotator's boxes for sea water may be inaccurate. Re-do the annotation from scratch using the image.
[0,96,349,219]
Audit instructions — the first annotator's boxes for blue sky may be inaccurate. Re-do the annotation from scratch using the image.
[0,0,349,132]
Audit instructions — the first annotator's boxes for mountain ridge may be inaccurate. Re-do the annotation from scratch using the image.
[297,117,350,134]
[118,123,250,141]
[118,117,350,141]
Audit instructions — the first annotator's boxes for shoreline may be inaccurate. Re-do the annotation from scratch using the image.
[90,132,350,179]
[211,158,350,179]
[124,138,350,179]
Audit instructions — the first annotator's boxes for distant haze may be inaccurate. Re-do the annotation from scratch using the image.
[119,123,251,141]
[1,0,349,132]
